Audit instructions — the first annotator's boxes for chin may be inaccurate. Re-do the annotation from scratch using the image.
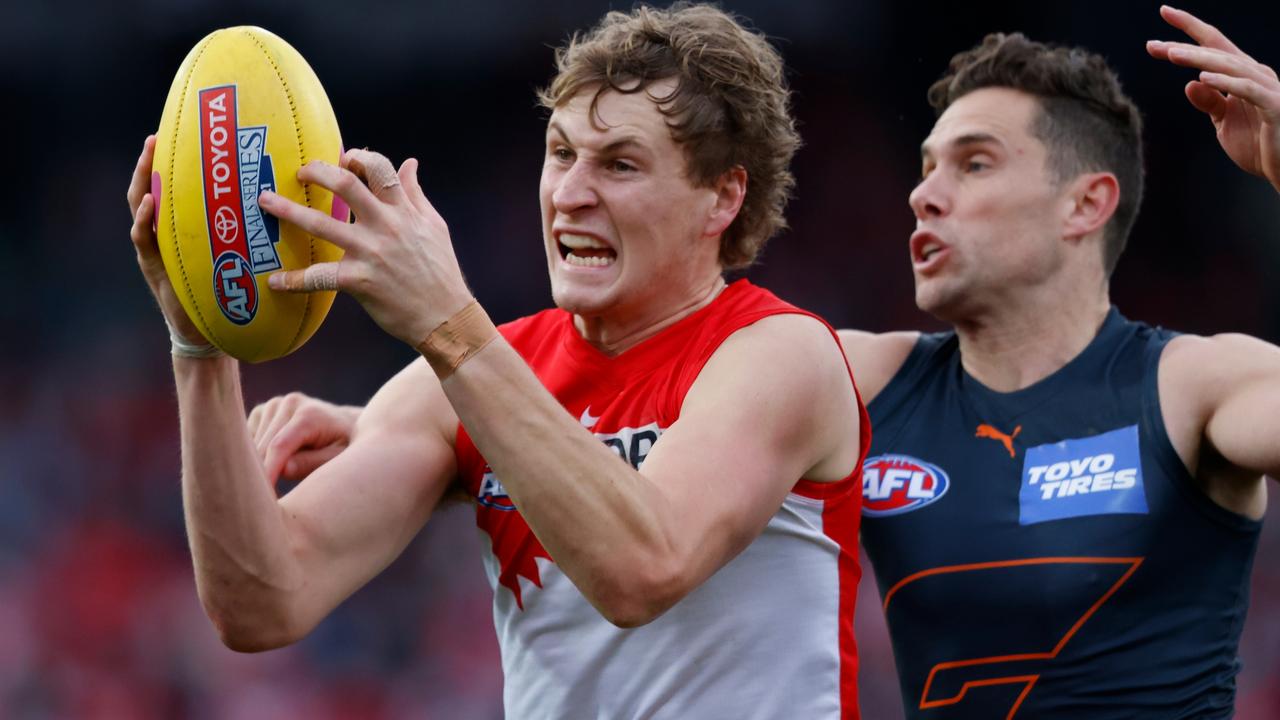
[550,281,613,317]
[914,278,960,321]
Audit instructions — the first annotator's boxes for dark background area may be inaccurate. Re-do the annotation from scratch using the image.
[0,1,1277,717]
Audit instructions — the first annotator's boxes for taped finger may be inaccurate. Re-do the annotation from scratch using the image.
[347,150,404,200]
[270,263,341,293]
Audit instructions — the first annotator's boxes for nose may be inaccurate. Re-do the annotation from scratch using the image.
[908,171,949,221]
[551,159,598,215]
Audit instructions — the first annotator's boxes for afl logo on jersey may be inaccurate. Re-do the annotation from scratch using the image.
[861,454,950,517]
[477,470,514,511]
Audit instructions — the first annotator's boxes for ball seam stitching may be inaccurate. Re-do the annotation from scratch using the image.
[169,37,224,350]
[245,29,314,357]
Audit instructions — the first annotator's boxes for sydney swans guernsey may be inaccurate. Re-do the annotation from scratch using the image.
[455,280,868,720]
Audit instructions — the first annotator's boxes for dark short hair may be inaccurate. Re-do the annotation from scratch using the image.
[928,33,1145,276]
[538,3,800,270]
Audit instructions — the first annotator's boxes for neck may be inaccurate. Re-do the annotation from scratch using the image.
[574,275,728,356]
[953,289,1111,393]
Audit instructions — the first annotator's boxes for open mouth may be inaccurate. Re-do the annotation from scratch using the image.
[910,230,948,267]
[558,232,617,268]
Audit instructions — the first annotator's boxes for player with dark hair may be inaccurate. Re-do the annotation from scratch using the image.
[845,7,1279,717]
[127,4,866,718]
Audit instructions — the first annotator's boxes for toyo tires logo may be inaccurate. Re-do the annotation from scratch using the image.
[199,84,281,324]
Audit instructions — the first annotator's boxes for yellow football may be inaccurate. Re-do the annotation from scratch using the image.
[152,26,347,362]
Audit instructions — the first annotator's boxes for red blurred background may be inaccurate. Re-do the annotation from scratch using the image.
[1,0,1276,717]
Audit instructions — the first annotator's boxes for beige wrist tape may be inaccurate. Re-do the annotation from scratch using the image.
[416,300,498,380]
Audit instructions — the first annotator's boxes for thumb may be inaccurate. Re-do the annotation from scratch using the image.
[269,262,342,293]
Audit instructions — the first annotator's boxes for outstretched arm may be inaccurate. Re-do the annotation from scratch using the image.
[1147,5,1280,193]
[1159,334,1280,519]
[128,137,457,651]
[1147,8,1280,514]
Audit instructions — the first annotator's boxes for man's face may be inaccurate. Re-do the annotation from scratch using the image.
[539,81,723,320]
[908,87,1069,319]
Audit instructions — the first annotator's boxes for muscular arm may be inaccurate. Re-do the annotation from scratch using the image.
[180,356,457,650]
[1160,334,1280,519]
[129,135,457,652]
[837,329,919,404]
[1146,9,1280,518]
[444,314,862,627]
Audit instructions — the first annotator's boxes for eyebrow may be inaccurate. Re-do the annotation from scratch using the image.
[920,132,1002,160]
[547,121,649,155]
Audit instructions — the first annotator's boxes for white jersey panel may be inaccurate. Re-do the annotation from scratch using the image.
[482,493,845,720]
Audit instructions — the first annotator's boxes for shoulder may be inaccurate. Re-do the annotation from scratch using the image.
[691,313,862,481]
[725,312,847,367]
[1158,332,1280,462]
[1159,332,1280,397]
[694,313,854,407]
[836,329,921,404]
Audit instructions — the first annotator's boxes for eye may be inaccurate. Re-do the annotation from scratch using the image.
[964,156,992,173]
[610,159,637,173]
[551,147,574,162]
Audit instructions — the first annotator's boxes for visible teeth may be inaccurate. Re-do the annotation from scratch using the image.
[921,243,941,261]
[565,253,615,267]
[559,233,608,250]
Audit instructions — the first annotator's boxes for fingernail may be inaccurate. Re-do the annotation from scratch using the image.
[268,273,284,290]
[259,190,275,203]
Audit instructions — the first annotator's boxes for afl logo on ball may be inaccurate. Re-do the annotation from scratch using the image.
[862,454,951,517]
[213,251,258,325]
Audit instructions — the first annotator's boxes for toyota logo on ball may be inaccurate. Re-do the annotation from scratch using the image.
[214,205,239,244]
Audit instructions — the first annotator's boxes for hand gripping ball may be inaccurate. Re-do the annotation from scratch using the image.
[153,26,348,362]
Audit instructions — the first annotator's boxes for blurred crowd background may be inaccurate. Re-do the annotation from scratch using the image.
[2,0,1278,717]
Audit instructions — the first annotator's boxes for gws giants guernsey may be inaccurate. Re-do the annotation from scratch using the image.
[861,308,1261,719]
[455,280,869,720]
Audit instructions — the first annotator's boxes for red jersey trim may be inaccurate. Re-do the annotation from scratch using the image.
[822,474,863,719]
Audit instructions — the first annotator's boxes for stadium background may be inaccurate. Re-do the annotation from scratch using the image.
[1,0,1277,717]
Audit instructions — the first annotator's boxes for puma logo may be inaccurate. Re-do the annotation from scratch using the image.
[976,423,1022,458]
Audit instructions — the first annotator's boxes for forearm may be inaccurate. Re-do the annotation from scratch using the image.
[175,355,306,648]
[441,340,679,620]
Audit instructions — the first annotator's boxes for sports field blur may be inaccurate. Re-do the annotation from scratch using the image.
[0,1,1277,717]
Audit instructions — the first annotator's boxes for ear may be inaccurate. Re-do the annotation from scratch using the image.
[1061,171,1119,242]
[703,165,748,238]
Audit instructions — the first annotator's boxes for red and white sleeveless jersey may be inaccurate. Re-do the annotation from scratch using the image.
[455,280,868,719]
